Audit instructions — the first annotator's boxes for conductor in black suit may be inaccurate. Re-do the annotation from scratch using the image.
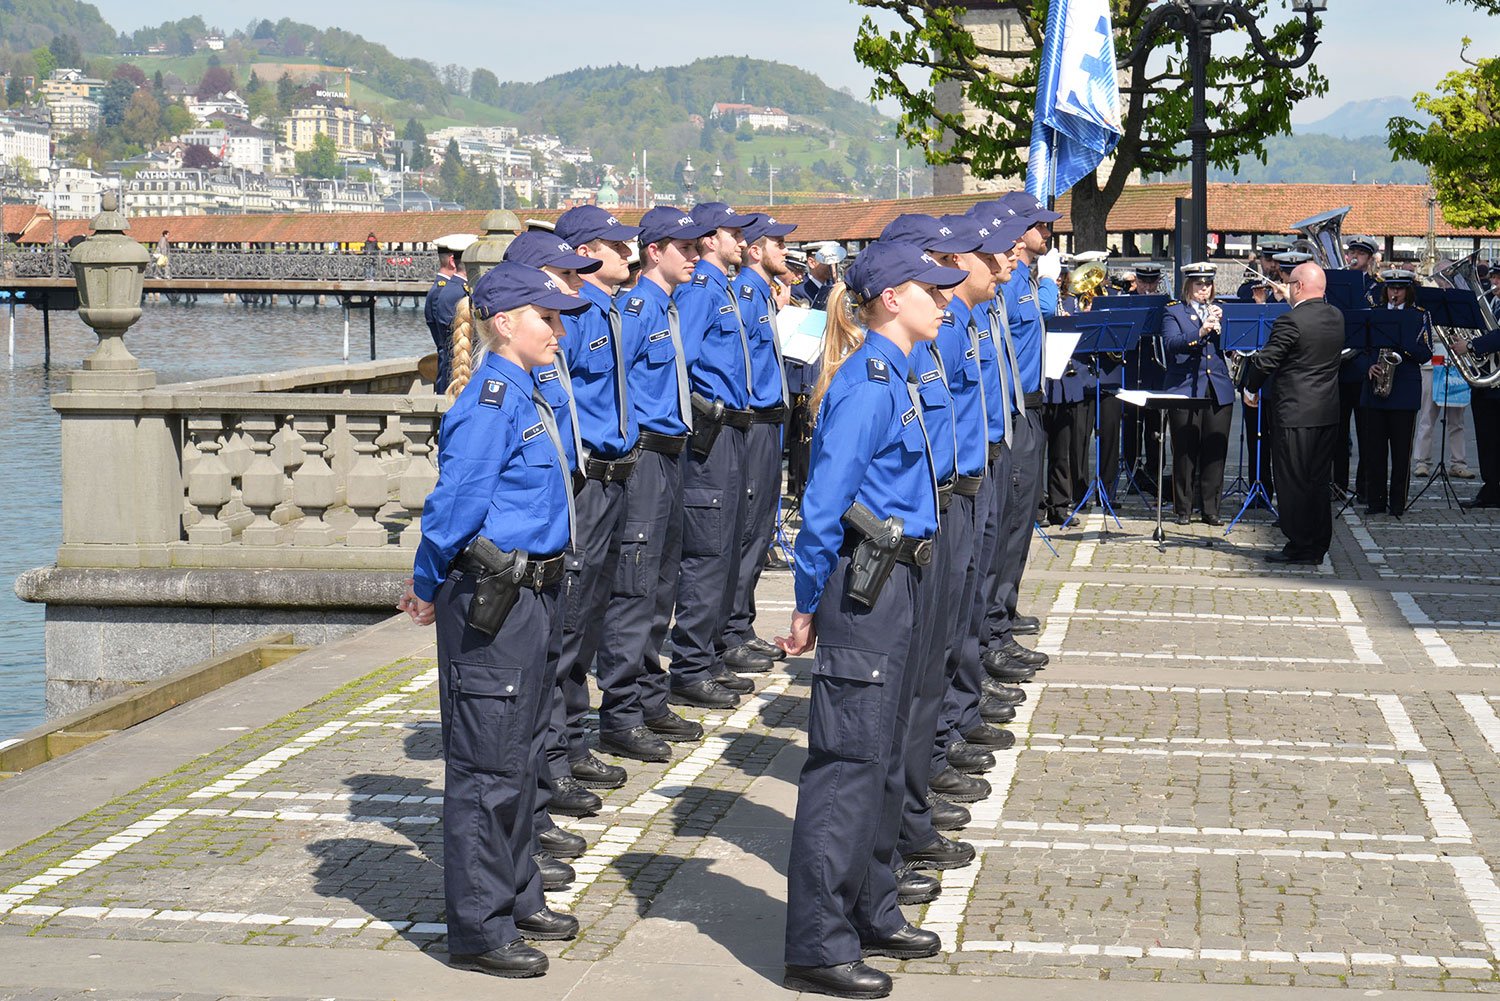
[1242,263,1346,565]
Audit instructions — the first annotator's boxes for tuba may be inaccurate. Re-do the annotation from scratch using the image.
[1071,260,1108,311]
[1289,206,1353,270]
[1432,252,1500,389]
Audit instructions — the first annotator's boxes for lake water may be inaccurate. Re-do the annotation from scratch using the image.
[0,296,436,740]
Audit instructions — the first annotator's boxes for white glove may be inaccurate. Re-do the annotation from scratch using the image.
[1037,248,1062,282]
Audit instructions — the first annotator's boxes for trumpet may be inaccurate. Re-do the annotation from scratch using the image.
[1240,264,1288,300]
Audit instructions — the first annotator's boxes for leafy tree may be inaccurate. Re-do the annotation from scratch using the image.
[161,101,195,137]
[48,34,82,69]
[852,1,1329,248]
[183,143,221,169]
[470,68,501,105]
[112,63,148,88]
[7,75,27,106]
[295,133,341,178]
[276,72,296,112]
[31,46,57,80]
[402,117,430,168]
[440,137,465,200]
[121,90,163,147]
[197,65,234,100]
[1389,41,1500,229]
[245,70,263,94]
[100,77,137,127]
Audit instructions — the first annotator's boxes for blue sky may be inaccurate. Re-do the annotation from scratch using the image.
[89,0,1497,124]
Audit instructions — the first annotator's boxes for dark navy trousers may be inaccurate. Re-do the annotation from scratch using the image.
[786,557,925,968]
[596,448,684,734]
[544,477,626,777]
[724,421,783,648]
[435,571,558,955]
[985,409,1044,650]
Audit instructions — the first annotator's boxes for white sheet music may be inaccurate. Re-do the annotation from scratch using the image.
[776,306,827,365]
[1115,390,1197,408]
[1044,331,1082,381]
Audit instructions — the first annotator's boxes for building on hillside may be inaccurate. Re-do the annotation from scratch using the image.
[38,167,117,219]
[186,92,250,124]
[282,105,376,155]
[40,69,105,101]
[44,96,101,136]
[182,122,278,173]
[124,168,381,216]
[709,103,791,131]
[199,35,225,51]
[0,112,51,168]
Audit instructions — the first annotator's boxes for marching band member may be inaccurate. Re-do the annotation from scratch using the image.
[1162,263,1235,525]
[1359,270,1432,517]
[1334,237,1381,500]
[1447,297,1500,509]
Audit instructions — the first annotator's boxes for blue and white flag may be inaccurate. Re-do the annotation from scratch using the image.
[1026,0,1124,202]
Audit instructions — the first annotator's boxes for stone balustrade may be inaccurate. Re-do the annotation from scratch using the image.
[2,247,441,283]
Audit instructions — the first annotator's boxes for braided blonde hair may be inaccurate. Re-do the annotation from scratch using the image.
[445,298,532,401]
[808,281,912,422]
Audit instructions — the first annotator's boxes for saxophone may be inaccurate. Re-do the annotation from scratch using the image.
[1372,349,1402,399]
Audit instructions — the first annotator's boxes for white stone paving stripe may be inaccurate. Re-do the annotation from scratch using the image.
[1081,581,1342,595]
[957,940,1492,970]
[1034,583,1077,657]
[1392,592,1462,668]
[0,809,188,914]
[1066,609,1346,625]
[1098,560,1332,576]
[1070,514,1102,569]
[1027,743,1399,765]
[1371,694,1426,753]
[1447,855,1500,957]
[1027,733,1397,751]
[1037,681,1373,699]
[1342,509,1386,566]
[1051,651,1369,666]
[3,904,447,935]
[1404,760,1475,843]
[1328,590,1362,624]
[993,820,1435,845]
[1458,694,1500,758]
[966,837,1450,863]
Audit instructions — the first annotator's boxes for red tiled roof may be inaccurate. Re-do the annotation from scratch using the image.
[3,204,52,241]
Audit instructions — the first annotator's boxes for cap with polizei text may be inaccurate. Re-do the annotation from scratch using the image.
[470,261,589,320]
[742,213,798,243]
[879,213,978,254]
[691,201,762,233]
[502,230,603,273]
[638,206,716,248]
[554,204,642,246]
[843,240,968,304]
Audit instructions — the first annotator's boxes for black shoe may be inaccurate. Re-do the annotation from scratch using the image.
[763,549,790,571]
[982,649,1034,682]
[1265,551,1322,566]
[1012,614,1040,635]
[783,962,891,1000]
[723,645,773,674]
[980,677,1028,704]
[1174,513,1191,525]
[744,636,787,661]
[978,696,1017,724]
[926,792,971,831]
[1049,513,1080,528]
[450,939,549,978]
[516,906,579,941]
[644,711,704,742]
[668,679,741,709]
[962,724,1016,750]
[1365,505,1386,517]
[903,834,976,871]
[946,740,995,774]
[1001,638,1049,667]
[600,724,672,762]
[895,862,941,905]
[533,852,574,892]
[548,775,601,817]
[860,923,941,960]
[1462,495,1500,509]
[537,825,586,860]
[929,766,991,803]
[570,752,626,790]
[713,668,754,693]
[1201,514,1224,526]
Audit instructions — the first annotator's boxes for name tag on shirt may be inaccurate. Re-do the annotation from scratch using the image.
[522,422,546,442]
[1019,294,1035,304]
[758,315,769,324]
[901,407,917,426]
[538,369,559,383]
[588,335,609,352]
[718,304,735,315]
[920,370,941,384]
[648,329,671,343]
[979,330,992,340]
[965,348,978,359]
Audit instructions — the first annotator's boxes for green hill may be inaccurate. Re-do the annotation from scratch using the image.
[0,0,115,54]
[1156,133,1428,185]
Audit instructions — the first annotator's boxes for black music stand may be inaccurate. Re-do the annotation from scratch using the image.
[1094,294,1169,502]
[1222,303,1290,534]
[1412,286,1487,512]
[1051,310,1151,534]
[1325,270,1374,312]
[1118,390,1215,550]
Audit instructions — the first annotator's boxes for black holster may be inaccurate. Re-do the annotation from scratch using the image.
[461,536,525,637]
[841,502,905,609]
[688,392,725,458]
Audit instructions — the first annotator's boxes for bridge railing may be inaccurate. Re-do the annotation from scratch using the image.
[2,247,442,283]
[53,358,450,572]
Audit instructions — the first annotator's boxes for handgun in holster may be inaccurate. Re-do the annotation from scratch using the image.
[462,536,525,637]
[688,391,725,458]
[841,502,905,609]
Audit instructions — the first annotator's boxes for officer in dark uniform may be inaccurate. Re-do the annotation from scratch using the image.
[792,242,844,309]
[399,262,588,978]
[779,240,963,1000]
[1162,262,1235,524]
[1452,316,1500,508]
[1042,320,1090,527]
[1360,270,1432,516]
[424,233,474,393]
[1125,262,1168,494]
[1334,236,1382,499]
[1238,241,1289,301]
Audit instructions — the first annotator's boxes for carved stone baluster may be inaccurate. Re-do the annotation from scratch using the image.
[344,413,390,547]
[376,415,407,478]
[291,415,337,546]
[271,416,304,524]
[239,413,285,546]
[397,415,440,549]
[219,416,254,532]
[186,414,233,545]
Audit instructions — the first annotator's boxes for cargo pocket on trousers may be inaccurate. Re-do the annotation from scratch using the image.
[808,647,889,763]
[561,549,588,630]
[449,662,524,775]
[613,522,652,597]
[681,487,723,557]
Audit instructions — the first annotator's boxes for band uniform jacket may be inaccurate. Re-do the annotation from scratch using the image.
[1358,307,1432,411]
[1244,299,1345,428]
[1161,301,1236,406]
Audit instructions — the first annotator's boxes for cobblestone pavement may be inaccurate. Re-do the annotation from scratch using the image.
[3,487,1500,1000]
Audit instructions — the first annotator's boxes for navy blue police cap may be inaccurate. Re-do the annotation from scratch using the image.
[1000,190,1062,225]
[638,206,716,248]
[691,201,762,233]
[879,213,977,254]
[742,213,798,243]
[470,261,589,320]
[966,200,1030,246]
[503,230,603,273]
[939,213,1020,255]
[554,205,641,246]
[844,240,969,304]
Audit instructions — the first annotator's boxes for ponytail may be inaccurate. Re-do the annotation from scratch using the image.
[446,296,477,401]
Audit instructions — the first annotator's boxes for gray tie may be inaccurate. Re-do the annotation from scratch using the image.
[926,346,959,472]
[970,316,1009,445]
[607,303,630,440]
[767,298,791,406]
[552,352,586,466]
[1031,268,1048,389]
[726,285,755,399]
[905,372,941,520]
[532,389,577,549]
[665,300,693,427]
[990,302,1023,418]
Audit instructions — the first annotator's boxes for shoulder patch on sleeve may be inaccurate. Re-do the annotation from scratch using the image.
[436,278,446,287]
[740,285,754,300]
[624,297,644,317]
[692,273,709,287]
[866,358,890,383]
[479,379,507,409]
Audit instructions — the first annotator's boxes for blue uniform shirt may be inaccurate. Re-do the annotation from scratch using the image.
[793,331,939,614]
[673,261,751,409]
[979,301,1014,437]
[910,340,957,483]
[618,278,691,436]
[935,299,989,475]
[560,281,639,459]
[532,363,580,470]
[1001,259,1054,394]
[424,273,467,387]
[411,353,572,601]
[1162,301,1235,406]
[733,268,788,408]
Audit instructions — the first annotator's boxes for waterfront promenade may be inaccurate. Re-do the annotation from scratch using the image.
[3,493,1500,1000]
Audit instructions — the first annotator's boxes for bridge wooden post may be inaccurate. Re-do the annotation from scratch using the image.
[368,297,376,361]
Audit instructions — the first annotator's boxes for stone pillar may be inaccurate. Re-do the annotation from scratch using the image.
[932,5,1035,197]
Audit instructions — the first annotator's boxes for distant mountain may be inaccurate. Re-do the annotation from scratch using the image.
[1157,133,1428,185]
[1293,97,1430,140]
[0,0,116,53]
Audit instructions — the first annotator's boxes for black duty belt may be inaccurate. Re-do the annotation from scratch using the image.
[638,430,688,455]
[720,407,753,430]
[453,551,566,590]
[584,448,639,483]
[988,441,1007,463]
[839,533,934,568]
[955,474,984,497]
[937,477,956,511]
[751,405,788,424]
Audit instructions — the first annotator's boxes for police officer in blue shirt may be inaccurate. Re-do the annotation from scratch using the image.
[724,213,801,672]
[1360,270,1432,517]
[593,207,717,764]
[398,261,588,979]
[424,233,475,394]
[1162,263,1236,525]
[778,241,964,1000]
[661,202,763,709]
